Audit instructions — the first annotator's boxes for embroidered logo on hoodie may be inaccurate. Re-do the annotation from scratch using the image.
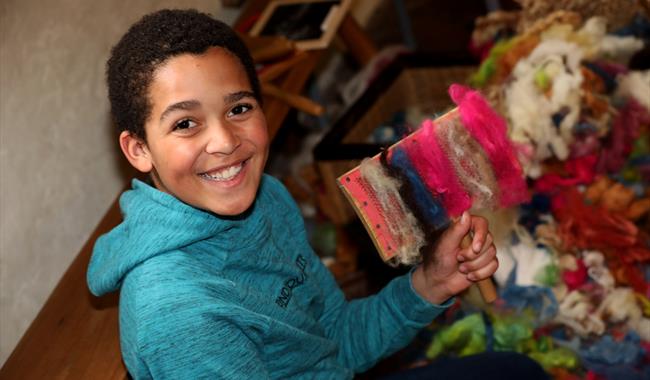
[275,255,308,308]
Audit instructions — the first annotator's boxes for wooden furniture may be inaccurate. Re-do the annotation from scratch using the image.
[0,196,127,379]
[235,0,377,139]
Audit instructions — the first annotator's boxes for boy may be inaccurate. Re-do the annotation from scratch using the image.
[88,9,542,379]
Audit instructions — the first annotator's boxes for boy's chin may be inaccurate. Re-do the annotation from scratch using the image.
[201,195,257,217]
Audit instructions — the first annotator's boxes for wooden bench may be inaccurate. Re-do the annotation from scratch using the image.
[0,196,127,379]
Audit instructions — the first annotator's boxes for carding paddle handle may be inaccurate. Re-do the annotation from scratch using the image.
[461,234,498,303]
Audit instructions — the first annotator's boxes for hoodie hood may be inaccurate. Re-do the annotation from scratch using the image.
[87,177,269,296]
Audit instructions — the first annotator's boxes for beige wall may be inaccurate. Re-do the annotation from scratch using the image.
[0,0,239,364]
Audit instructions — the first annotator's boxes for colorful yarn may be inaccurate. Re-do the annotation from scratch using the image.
[562,259,588,291]
[426,313,487,360]
[505,38,584,176]
[535,264,561,287]
[434,114,500,211]
[613,262,650,299]
[404,119,472,217]
[413,14,650,379]
[491,313,535,352]
[534,154,598,194]
[555,290,606,337]
[388,147,450,231]
[497,225,554,287]
[582,61,617,93]
[584,251,615,289]
[496,34,540,85]
[427,310,582,373]
[450,84,530,208]
[529,346,581,371]
[581,332,644,369]
[500,283,558,324]
[470,38,517,87]
[551,187,643,252]
[597,99,650,175]
[616,71,650,111]
[622,132,650,183]
[636,293,650,317]
[358,157,426,265]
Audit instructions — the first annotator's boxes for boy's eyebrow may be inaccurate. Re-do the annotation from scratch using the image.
[224,91,256,104]
[160,100,201,122]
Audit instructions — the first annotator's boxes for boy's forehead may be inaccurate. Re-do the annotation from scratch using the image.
[149,47,246,90]
[145,47,251,112]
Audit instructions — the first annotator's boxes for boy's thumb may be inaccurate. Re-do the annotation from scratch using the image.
[445,211,472,246]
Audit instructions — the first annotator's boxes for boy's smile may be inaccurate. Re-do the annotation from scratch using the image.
[120,47,269,216]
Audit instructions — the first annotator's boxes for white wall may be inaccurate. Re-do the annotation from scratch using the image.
[0,0,239,364]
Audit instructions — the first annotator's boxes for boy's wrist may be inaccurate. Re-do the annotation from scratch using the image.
[411,266,454,305]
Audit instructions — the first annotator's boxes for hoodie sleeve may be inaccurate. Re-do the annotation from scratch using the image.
[265,175,453,372]
[314,260,453,372]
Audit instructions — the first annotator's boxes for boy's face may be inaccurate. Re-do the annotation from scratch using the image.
[121,47,269,216]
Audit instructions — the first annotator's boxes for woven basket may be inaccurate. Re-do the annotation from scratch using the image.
[314,54,477,225]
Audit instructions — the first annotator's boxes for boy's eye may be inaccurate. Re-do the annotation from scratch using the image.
[228,104,252,117]
[174,119,197,130]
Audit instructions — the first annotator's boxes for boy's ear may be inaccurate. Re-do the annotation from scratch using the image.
[119,131,153,173]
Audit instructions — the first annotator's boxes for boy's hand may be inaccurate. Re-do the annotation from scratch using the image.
[412,212,498,305]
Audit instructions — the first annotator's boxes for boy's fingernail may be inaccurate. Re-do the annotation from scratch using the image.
[457,255,465,262]
[459,265,467,273]
[460,212,469,225]
[473,242,482,252]
[467,273,476,281]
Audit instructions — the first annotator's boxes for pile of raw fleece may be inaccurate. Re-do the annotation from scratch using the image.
[418,9,650,380]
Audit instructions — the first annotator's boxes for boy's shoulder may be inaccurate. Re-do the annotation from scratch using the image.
[120,250,239,315]
[259,174,302,217]
[260,174,292,203]
[117,250,271,367]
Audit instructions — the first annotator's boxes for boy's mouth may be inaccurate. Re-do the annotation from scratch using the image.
[199,160,247,181]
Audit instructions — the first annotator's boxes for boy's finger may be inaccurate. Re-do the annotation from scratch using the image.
[470,216,489,253]
[466,256,499,281]
[458,244,496,273]
[457,233,493,262]
[440,211,472,251]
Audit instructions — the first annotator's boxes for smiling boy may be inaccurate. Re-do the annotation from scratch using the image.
[119,46,268,216]
[87,9,545,380]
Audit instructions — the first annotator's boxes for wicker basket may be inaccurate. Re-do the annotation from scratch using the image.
[313,54,478,225]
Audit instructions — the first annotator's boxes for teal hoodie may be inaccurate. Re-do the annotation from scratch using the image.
[87,175,451,379]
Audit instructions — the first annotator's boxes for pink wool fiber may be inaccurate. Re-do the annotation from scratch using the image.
[403,120,471,217]
[449,84,529,208]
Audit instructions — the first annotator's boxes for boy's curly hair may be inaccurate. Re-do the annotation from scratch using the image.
[107,9,261,140]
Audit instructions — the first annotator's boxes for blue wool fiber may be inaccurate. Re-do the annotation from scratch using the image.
[501,264,559,323]
[390,147,450,230]
[581,332,644,367]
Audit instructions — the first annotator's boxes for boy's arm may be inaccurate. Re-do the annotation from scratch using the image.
[267,175,450,371]
[268,176,495,372]
[314,257,452,373]
[313,213,496,372]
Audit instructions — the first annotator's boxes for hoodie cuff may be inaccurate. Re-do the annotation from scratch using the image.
[386,267,455,325]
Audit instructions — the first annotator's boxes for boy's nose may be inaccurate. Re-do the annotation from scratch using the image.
[205,122,241,155]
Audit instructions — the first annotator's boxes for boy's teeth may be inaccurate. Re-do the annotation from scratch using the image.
[202,163,243,181]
